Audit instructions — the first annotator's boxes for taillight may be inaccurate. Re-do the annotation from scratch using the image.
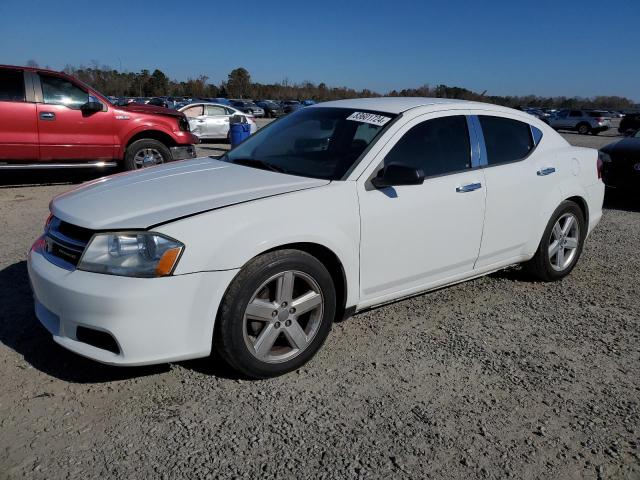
[595,117,604,123]
[597,151,611,180]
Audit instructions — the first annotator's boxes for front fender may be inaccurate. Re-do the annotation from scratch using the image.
[156,182,361,308]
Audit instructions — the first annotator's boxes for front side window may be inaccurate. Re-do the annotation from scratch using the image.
[479,116,533,165]
[0,68,25,101]
[40,74,88,108]
[383,115,471,177]
[224,107,396,180]
[183,105,204,118]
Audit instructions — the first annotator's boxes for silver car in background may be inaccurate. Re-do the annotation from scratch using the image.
[178,103,258,140]
[548,109,612,135]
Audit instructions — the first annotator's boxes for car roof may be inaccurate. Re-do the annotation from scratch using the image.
[312,97,482,114]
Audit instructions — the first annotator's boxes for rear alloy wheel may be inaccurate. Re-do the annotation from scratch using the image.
[524,201,585,281]
[124,139,171,171]
[215,249,336,378]
[577,123,591,135]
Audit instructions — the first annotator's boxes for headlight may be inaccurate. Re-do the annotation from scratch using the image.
[78,232,183,278]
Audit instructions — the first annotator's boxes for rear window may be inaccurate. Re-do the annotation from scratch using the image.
[0,68,25,102]
[479,116,534,165]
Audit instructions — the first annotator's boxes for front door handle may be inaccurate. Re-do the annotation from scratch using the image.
[537,167,556,176]
[39,112,55,121]
[456,182,482,193]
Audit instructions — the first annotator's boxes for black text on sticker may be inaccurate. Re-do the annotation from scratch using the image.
[346,112,391,126]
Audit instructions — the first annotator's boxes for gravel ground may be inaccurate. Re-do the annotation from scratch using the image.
[0,127,638,479]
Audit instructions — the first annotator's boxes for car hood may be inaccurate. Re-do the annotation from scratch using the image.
[601,137,640,156]
[51,158,330,230]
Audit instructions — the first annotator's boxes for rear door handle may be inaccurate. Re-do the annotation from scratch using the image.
[537,167,556,176]
[39,112,55,121]
[456,182,482,193]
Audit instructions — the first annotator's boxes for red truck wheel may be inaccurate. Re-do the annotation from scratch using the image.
[124,139,171,170]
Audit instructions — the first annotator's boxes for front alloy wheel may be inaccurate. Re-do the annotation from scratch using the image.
[215,249,336,378]
[243,271,324,363]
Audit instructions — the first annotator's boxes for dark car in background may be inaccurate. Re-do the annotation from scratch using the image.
[255,100,283,118]
[230,100,264,117]
[281,100,304,114]
[600,130,640,191]
[619,113,640,136]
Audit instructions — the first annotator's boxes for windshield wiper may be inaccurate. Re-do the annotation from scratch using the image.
[229,157,289,174]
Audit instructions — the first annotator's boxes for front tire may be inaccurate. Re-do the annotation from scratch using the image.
[524,201,586,281]
[124,139,171,171]
[214,250,336,379]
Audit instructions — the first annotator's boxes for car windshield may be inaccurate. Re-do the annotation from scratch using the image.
[223,107,396,180]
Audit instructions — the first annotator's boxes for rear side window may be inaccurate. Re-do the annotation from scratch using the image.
[40,74,88,108]
[0,68,25,102]
[206,105,227,116]
[384,115,471,177]
[569,110,582,117]
[479,116,533,165]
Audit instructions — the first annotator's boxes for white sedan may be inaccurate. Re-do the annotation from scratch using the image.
[28,98,605,378]
[178,102,257,140]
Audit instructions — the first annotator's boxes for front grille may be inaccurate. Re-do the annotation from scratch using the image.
[44,217,93,269]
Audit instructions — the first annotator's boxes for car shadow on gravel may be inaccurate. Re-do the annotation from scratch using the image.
[0,261,169,383]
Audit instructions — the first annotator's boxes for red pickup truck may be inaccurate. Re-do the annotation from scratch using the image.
[0,65,198,170]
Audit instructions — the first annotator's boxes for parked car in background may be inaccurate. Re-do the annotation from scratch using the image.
[619,113,640,136]
[281,100,304,114]
[178,102,257,140]
[147,97,170,108]
[548,109,611,135]
[230,100,264,117]
[600,129,640,191]
[0,64,197,170]
[27,98,604,378]
[255,100,284,118]
[524,108,550,124]
[302,99,316,106]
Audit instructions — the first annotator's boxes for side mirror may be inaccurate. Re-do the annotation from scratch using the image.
[81,101,104,113]
[371,163,425,188]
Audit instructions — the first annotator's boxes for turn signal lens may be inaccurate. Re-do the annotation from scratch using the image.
[155,247,182,277]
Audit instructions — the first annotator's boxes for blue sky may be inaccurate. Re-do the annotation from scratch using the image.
[0,0,637,100]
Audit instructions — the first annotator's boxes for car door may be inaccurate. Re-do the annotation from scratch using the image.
[36,73,114,161]
[473,114,560,269]
[182,105,206,136]
[205,104,231,138]
[358,113,486,304]
[0,68,39,161]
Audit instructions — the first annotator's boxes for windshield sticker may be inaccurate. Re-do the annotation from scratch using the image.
[346,112,392,126]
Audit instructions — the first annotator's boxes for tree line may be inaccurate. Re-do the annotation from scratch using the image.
[47,62,636,110]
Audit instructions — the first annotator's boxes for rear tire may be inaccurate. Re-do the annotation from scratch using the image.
[124,139,171,171]
[214,249,336,379]
[523,201,586,282]
[577,123,591,135]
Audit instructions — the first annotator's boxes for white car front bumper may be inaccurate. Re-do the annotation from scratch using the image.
[27,240,238,366]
